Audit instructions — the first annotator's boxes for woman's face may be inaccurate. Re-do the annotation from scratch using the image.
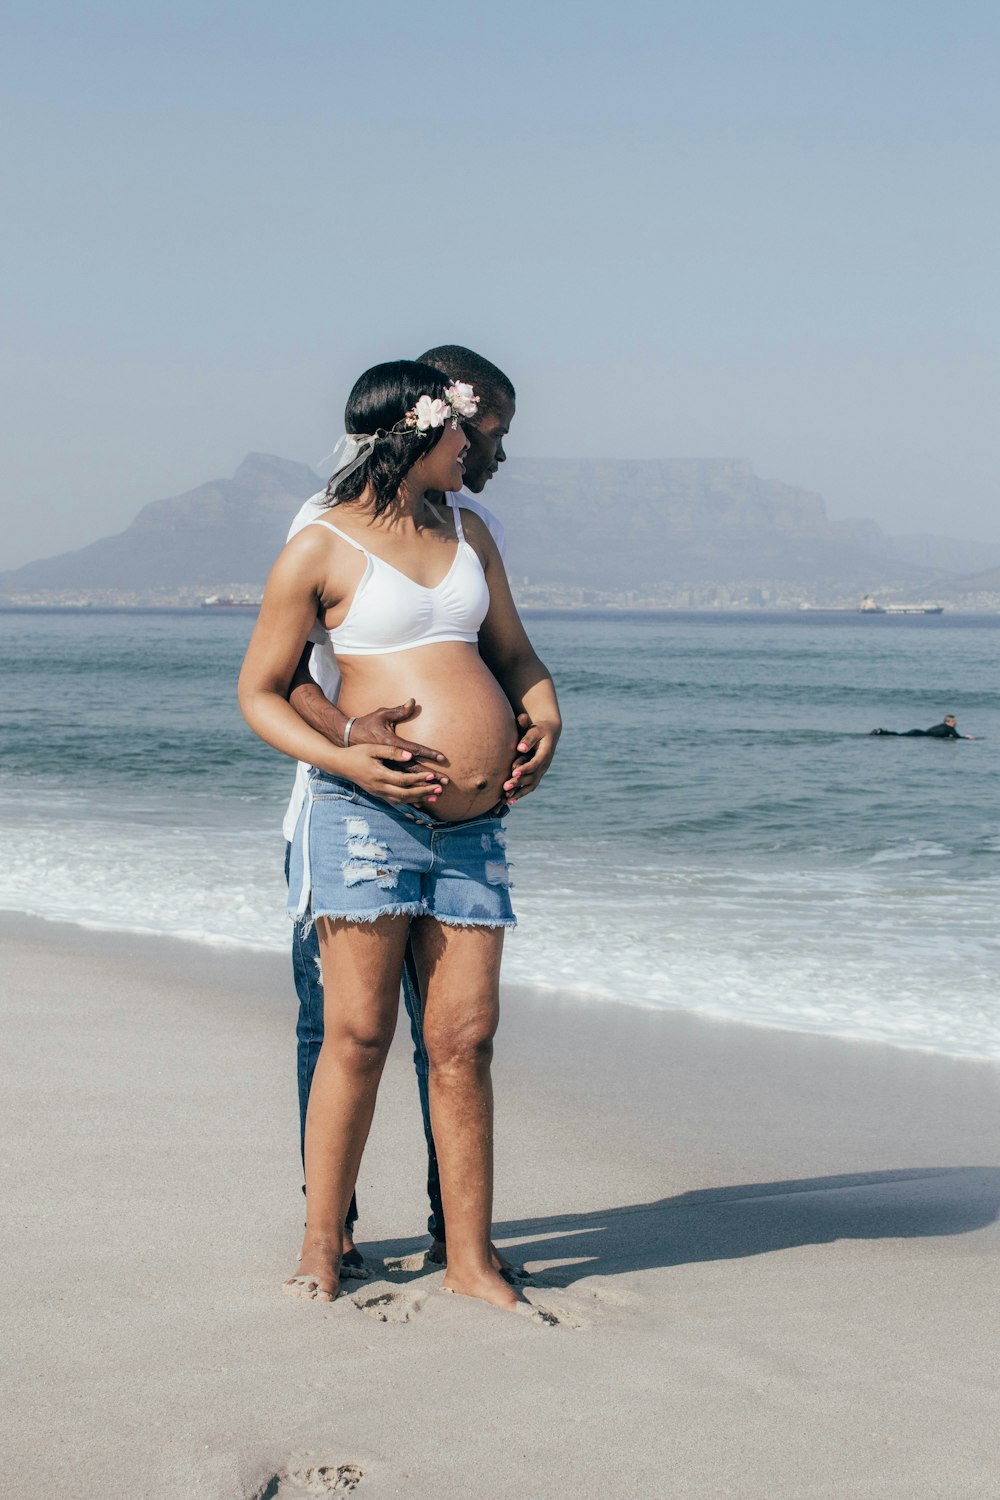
[411,416,470,494]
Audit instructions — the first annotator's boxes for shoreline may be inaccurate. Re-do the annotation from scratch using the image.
[4,906,1000,1070]
[4,603,1000,617]
[4,912,1000,1497]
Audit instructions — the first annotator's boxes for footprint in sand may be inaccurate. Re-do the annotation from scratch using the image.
[350,1283,426,1323]
[258,1461,363,1497]
[519,1277,640,1327]
[380,1251,428,1275]
[518,1290,576,1327]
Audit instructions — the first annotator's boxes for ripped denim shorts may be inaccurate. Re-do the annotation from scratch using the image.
[288,772,516,931]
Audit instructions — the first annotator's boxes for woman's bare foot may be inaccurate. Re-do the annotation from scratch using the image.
[442,1263,523,1312]
[283,1233,341,1302]
[427,1237,529,1283]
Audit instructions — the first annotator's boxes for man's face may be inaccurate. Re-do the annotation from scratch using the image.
[460,394,515,494]
[945,717,957,727]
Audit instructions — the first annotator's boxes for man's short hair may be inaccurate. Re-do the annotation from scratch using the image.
[416,344,515,418]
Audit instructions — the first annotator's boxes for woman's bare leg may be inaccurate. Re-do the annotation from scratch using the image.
[286,913,410,1301]
[410,918,520,1312]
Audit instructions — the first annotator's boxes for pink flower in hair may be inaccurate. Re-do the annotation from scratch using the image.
[444,381,480,418]
[411,395,450,431]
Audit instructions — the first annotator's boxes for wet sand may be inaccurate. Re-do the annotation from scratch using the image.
[2,912,999,1499]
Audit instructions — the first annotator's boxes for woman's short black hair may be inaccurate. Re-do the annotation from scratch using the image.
[326,360,451,515]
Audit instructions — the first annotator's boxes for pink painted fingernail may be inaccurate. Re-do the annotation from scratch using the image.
[517,742,529,752]
[401,751,412,760]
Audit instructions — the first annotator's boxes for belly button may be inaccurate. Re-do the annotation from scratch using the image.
[475,778,488,791]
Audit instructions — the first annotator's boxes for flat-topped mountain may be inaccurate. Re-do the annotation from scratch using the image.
[497,458,890,586]
[2,452,997,597]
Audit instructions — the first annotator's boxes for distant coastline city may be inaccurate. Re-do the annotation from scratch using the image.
[4,452,999,613]
[6,583,996,613]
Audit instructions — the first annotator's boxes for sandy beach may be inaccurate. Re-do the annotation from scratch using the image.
[3,911,999,1499]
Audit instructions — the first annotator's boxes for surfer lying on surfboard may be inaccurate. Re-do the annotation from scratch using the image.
[869,715,973,740]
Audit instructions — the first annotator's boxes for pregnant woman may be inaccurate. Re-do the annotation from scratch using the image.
[239,361,560,1313]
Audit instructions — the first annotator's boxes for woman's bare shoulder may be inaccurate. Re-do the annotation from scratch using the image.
[268,516,365,599]
[459,507,500,560]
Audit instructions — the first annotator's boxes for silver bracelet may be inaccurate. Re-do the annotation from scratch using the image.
[343,716,357,748]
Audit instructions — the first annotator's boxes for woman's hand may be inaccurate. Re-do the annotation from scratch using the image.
[503,712,561,803]
[339,741,447,807]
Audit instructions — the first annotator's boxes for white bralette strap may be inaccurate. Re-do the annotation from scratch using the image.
[303,519,369,554]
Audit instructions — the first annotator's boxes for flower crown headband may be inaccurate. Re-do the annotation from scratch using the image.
[405,381,480,432]
[317,382,480,482]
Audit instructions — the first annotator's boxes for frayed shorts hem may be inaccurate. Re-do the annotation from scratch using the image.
[293,904,516,935]
[431,912,517,930]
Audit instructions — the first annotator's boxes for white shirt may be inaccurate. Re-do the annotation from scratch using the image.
[281,490,507,840]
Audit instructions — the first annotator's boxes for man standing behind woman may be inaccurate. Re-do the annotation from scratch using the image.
[240,355,560,1309]
[280,347,558,1276]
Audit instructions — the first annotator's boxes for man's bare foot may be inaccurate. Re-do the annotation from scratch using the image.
[283,1233,341,1302]
[426,1237,528,1283]
[340,1226,370,1281]
[442,1263,523,1312]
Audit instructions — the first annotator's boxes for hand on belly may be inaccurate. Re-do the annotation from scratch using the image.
[411,692,517,820]
[338,647,518,822]
[430,732,517,819]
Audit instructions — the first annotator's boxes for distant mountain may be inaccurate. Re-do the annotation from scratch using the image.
[941,562,1000,594]
[1,452,994,597]
[890,533,1000,576]
[0,454,319,591]
[490,458,910,588]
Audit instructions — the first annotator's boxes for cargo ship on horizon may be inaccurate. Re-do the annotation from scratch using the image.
[800,595,944,615]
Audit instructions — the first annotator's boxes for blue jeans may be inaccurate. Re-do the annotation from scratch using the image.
[286,844,444,1240]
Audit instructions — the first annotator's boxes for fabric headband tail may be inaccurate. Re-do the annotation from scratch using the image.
[315,382,479,479]
[315,432,377,483]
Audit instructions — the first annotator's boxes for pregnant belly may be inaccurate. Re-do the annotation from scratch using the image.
[337,643,518,821]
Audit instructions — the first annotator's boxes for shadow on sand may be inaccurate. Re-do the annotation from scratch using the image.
[368,1167,1000,1286]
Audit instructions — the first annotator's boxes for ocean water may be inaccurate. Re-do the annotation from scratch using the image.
[2,607,998,1059]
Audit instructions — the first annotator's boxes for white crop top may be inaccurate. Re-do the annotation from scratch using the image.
[305,499,491,656]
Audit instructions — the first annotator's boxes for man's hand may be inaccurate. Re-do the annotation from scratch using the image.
[290,676,446,765]
[287,648,447,805]
[347,699,446,764]
[503,712,561,803]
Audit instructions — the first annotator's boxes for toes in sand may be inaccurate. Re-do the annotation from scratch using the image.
[283,1243,341,1302]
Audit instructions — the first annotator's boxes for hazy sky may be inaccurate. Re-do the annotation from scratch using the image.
[2,0,998,567]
